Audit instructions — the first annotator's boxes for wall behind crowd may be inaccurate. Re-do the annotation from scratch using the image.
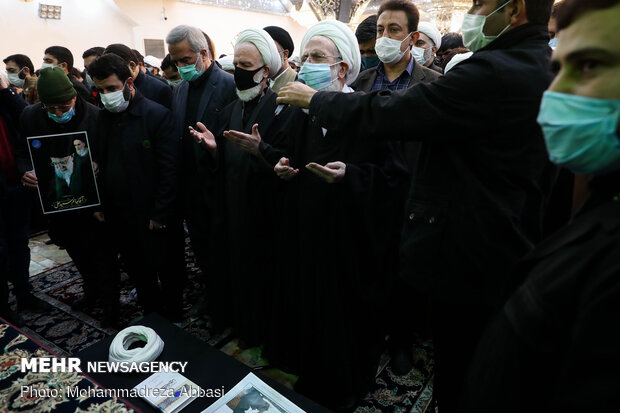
[1,0,307,71]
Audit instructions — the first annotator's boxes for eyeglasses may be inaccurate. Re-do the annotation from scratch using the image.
[300,53,342,64]
[42,103,73,113]
[50,160,69,167]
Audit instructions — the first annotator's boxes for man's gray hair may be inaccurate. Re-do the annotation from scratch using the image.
[166,25,210,54]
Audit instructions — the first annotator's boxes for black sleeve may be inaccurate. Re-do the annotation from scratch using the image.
[150,108,181,224]
[159,84,173,109]
[308,57,498,141]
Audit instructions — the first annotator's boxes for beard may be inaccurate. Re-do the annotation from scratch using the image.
[236,83,263,102]
[76,148,88,157]
[195,56,206,73]
[54,161,74,186]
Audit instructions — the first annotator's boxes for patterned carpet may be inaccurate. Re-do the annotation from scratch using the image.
[6,236,435,412]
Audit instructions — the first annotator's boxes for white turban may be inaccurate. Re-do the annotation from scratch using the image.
[235,28,282,78]
[300,20,361,85]
[418,22,442,49]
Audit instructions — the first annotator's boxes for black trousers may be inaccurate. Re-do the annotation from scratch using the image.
[430,297,489,413]
[48,209,118,304]
[104,209,185,317]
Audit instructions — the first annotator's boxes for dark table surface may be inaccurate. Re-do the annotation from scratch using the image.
[76,313,332,413]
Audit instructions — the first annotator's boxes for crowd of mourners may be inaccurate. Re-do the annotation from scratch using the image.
[1,0,619,411]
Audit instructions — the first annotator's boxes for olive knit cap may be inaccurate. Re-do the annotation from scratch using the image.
[37,67,76,103]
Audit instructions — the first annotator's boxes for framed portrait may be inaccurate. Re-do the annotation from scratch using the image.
[26,131,100,214]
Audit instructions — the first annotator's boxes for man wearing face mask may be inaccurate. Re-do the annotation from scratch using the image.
[278,0,557,410]
[270,20,409,410]
[351,0,441,97]
[166,25,236,318]
[414,22,444,74]
[460,0,620,410]
[103,44,172,109]
[89,53,182,325]
[187,28,294,340]
[19,67,114,320]
[355,15,380,72]
[3,54,36,102]
[42,46,93,105]
[161,54,182,87]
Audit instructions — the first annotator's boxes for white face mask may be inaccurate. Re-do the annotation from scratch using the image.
[375,33,412,64]
[461,0,512,52]
[100,82,130,113]
[41,62,56,70]
[411,46,432,66]
[8,70,25,88]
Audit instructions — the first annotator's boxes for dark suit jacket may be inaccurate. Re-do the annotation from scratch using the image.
[351,60,442,177]
[309,23,558,308]
[171,63,236,181]
[350,60,441,91]
[96,92,179,224]
[134,70,173,109]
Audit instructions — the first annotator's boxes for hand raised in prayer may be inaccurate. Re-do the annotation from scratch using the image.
[93,212,105,222]
[21,171,38,188]
[274,157,299,181]
[189,122,216,152]
[305,161,346,183]
[276,82,317,109]
[223,123,261,156]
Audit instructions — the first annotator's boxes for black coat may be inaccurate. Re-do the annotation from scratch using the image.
[460,172,620,412]
[267,101,409,402]
[134,70,173,109]
[308,23,558,308]
[206,89,291,341]
[0,87,27,199]
[95,92,180,225]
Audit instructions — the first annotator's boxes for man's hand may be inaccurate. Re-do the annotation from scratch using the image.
[276,82,317,109]
[305,161,346,183]
[92,162,99,177]
[21,171,38,188]
[223,123,261,156]
[274,157,299,181]
[93,212,105,222]
[188,122,216,152]
[149,220,165,230]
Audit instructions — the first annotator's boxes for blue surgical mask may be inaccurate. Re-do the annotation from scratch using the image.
[48,107,75,124]
[548,37,558,49]
[178,64,201,82]
[537,91,620,174]
[360,55,380,71]
[298,62,339,91]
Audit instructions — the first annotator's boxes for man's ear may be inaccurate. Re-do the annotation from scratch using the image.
[200,48,209,62]
[283,49,290,60]
[410,32,420,48]
[432,46,438,55]
[338,61,349,79]
[508,0,527,24]
[23,67,31,77]
[59,62,69,73]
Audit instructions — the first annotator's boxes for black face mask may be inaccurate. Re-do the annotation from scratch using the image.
[234,66,265,91]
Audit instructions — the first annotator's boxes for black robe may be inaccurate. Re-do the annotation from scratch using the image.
[207,88,290,343]
[263,103,409,406]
